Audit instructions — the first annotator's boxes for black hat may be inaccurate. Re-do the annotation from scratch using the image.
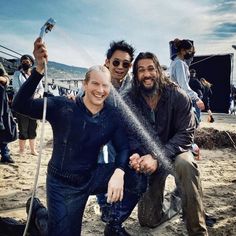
[20,54,34,66]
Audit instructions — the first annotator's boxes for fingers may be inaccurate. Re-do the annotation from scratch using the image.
[107,188,112,204]
[119,189,124,201]
[129,154,142,166]
[107,187,123,203]
[33,37,48,62]
[129,158,144,172]
[129,153,140,161]
[139,158,158,174]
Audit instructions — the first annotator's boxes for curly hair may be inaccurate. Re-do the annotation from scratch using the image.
[106,40,135,62]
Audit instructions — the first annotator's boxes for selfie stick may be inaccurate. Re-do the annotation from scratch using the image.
[23,18,56,236]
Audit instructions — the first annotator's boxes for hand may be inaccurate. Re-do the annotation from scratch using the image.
[139,154,159,174]
[33,37,48,74]
[196,99,205,111]
[33,93,41,99]
[107,168,124,203]
[129,153,143,172]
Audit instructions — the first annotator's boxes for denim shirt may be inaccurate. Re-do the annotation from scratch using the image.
[12,69,130,174]
[169,57,199,101]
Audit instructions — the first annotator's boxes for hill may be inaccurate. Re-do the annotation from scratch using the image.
[47,61,87,79]
[0,56,87,79]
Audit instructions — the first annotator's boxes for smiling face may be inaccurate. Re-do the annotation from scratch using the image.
[105,50,132,83]
[83,67,111,113]
[136,58,160,94]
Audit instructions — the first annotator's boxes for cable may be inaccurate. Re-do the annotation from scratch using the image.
[0,44,22,56]
[0,50,19,59]
[22,18,56,236]
[190,55,218,66]
[224,131,236,150]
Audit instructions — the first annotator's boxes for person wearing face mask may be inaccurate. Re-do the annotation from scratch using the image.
[12,54,44,156]
[169,39,205,125]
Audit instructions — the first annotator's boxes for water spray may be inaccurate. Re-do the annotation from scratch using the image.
[111,88,173,172]
[23,18,56,236]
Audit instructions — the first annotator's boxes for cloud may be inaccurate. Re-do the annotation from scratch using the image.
[1,0,236,70]
[210,0,236,14]
[213,22,236,38]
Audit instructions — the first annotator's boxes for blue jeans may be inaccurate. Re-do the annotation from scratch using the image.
[0,142,10,158]
[192,100,201,125]
[47,163,146,236]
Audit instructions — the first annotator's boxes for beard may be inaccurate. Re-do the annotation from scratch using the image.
[139,78,159,97]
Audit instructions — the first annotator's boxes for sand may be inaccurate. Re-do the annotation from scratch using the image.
[0,113,236,236]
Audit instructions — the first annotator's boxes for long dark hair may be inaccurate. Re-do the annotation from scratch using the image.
[132,52,174,94]
[173,38,193,52]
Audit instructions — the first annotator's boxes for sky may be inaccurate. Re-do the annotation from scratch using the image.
[1,0,236,78]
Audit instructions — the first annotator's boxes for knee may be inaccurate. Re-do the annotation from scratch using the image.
[174,152,199,177]
[138,199,163,228]
[19,133,28,140]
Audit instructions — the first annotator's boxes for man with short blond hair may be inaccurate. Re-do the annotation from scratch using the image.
[12,38,142,236]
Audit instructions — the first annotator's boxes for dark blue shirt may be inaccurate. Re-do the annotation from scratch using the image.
[12,69,129,174]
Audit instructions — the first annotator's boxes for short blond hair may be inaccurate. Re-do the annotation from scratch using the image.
[84,65,110,83]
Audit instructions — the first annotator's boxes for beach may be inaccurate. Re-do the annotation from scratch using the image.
[0,113,236,236]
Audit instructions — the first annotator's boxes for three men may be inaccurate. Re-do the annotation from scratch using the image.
[12,36,208,236]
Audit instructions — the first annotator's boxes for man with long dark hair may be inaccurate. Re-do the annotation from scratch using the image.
[126,52,208,236]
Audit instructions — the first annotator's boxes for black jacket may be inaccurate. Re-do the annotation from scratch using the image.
[122,84,195,161]
[0,84,17,143]
[189,77,204,99]
[202,86,212,111]
[12,69,129,173]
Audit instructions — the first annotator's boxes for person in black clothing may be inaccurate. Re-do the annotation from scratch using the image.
[12,37,143,236]
[200,77,214,122]
[12,54,43,156]
[0,63,15,163]
[189,69,204,123]
[96,40,135,223]
[189,69,204,99]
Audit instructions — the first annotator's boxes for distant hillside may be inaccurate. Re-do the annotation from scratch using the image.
[47,61,88,79]
[0,56,88,79]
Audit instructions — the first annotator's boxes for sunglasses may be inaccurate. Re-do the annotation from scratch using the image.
[112,60,131,69]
